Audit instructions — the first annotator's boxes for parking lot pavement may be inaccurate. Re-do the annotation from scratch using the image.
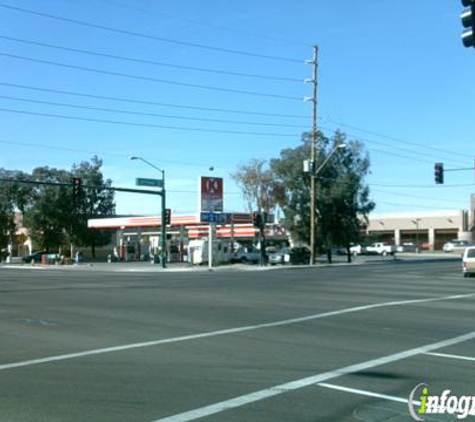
[0,260,473,421]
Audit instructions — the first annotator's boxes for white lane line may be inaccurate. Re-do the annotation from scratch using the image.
[152,330,475,422]
[317,382,420,405]
[1,292,474,372]
[424,352,475,362]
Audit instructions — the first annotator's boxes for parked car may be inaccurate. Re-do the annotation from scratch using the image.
[396,242,417,253]
[22,251,47,263]
[268,247,290,265]
[462,246,475,278]
[232,246,260,264]
[288,247,310,265]
[443,240,469,253]
[365,243,397,256]
[349,244,366,256]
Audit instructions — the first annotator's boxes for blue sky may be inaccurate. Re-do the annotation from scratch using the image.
[0,0,474,216]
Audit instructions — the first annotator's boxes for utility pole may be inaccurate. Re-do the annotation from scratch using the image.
[307,45,318,265]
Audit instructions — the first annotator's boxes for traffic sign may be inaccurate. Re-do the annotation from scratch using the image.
[200,212,230,223]
[136,177,163,188]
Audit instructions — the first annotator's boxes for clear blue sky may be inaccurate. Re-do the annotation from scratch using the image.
[0,0,474,216]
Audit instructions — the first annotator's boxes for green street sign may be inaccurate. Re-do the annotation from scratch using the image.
[135,177,163,188]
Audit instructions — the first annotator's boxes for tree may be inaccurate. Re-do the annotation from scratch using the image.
[231,159,277,213]
[270,130,374,262]
[0,169,34,259]
[0,158,115,258]
[23,166,72,251]
[316,131,375,262]
[68,156,115,258]
[0,193,13,260]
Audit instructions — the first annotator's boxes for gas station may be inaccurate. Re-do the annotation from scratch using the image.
[87,212,289,263]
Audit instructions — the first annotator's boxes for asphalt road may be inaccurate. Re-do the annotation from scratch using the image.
[0,260,473,421]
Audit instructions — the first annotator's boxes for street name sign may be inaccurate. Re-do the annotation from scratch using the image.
[135,177,163,188]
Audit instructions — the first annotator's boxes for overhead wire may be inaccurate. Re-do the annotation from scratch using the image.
[374,201,460,211]
[97,0,312,48]
[0,81,308,119]
[0,139,216,168]
[370,187,467,204]
[0,94,307,129]
[0,52,302,101]
[0,35,302,83]
[0,82,464,167]
[325,118,473,161]
[0,2,303,63]
[0,107,299,137]
[319,124,467,167]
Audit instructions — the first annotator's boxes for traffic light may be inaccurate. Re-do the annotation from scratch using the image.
[434,163,444,184]
[71,177,82,198]
[461,0,475,48]
[252,212,263,228]
[164,208,171,225]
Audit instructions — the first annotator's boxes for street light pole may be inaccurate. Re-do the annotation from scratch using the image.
[130,156,167,268]
[303,142,346,264]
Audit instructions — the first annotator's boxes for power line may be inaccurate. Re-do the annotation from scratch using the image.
[326,118,473,161]
[0,2,302,63]
[0,35,302,83]
[0,139,217,168]
[374,201,459,211]
[370,187,467,204]
[366,147,437,165]
[98,0,312,48]
[2,82,464,166]
[319,124,466,167]
[0,94,306,129]
[369,182,475,188]
[0,107,299,137]
[0,52,302,101]
[0,81,308,119]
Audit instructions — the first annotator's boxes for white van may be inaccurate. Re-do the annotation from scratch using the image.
[187,239,235,265]
[462,246,475,278]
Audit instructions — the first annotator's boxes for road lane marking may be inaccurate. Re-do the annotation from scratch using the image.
[1,292,474,372]
[152,330,475,422]
[317,382,419,405]
[424,352,475,362]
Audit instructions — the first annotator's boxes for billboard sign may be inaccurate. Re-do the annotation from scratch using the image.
[199,176,223,212]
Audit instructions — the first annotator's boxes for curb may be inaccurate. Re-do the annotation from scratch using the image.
[0,254,460,274]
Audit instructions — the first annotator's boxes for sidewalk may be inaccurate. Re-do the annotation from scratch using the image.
[0,252,460,273]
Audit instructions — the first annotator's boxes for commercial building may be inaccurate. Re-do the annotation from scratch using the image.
[366,208,473,250]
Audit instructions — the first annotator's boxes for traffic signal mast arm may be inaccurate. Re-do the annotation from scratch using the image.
[0,177,163,196]
[434,163,475,184]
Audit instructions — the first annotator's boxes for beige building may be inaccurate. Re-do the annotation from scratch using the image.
[367,209,473,250]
